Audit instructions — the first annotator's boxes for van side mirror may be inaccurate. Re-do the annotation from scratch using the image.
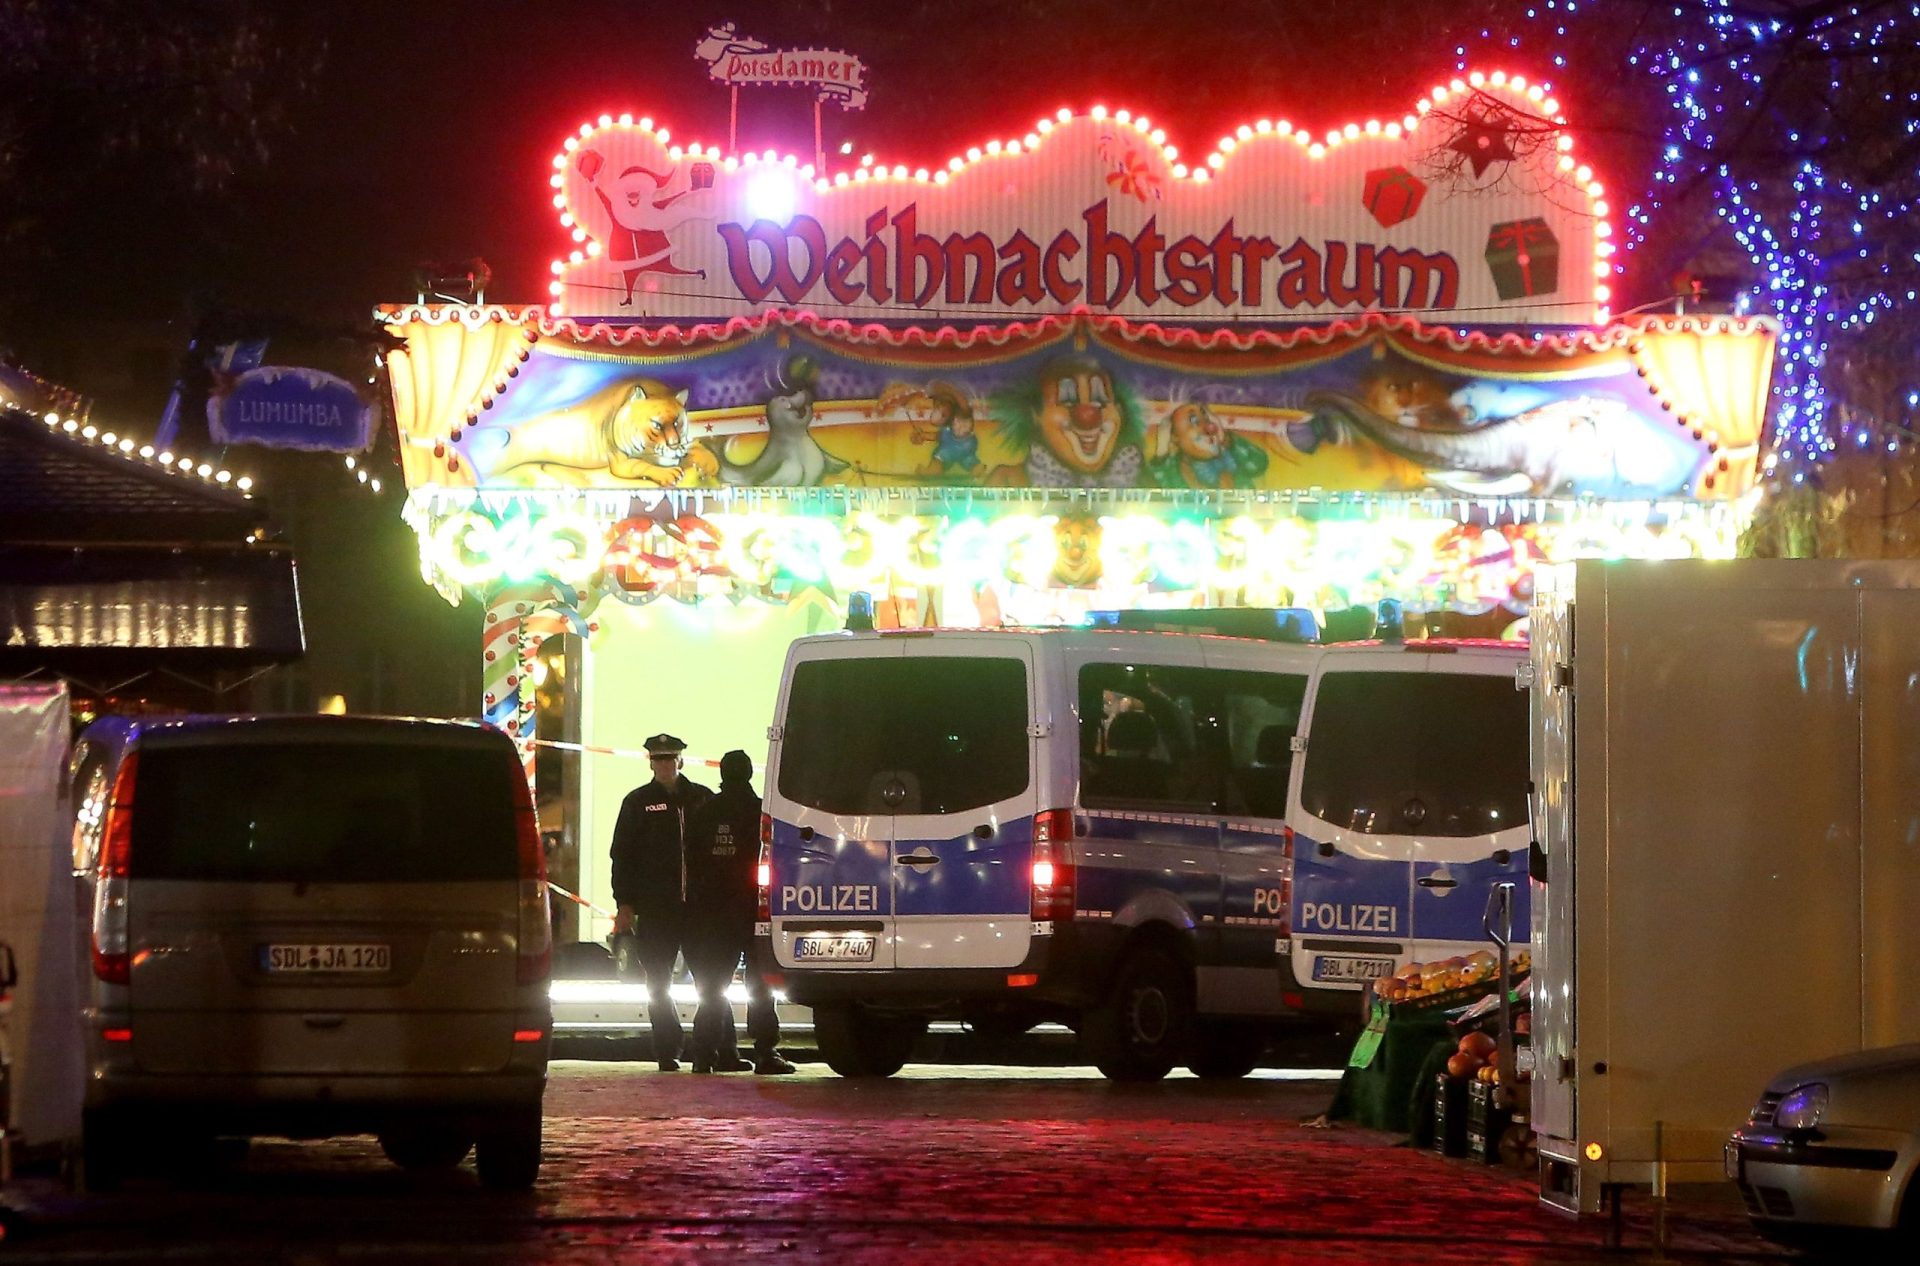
[1528,842,1548,884]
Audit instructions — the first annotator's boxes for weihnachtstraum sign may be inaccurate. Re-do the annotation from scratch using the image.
[546,75,1610,326]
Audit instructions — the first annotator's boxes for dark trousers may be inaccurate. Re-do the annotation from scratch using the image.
[687,935,779,1061]
[635,931,684,1062]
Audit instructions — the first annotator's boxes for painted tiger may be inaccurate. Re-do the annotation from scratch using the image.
[602,380,720,486]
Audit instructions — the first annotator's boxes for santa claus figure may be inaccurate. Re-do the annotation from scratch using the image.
[577,149,713,306]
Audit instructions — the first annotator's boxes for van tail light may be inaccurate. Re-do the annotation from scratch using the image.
[1031,808,1075,921]
[507,763,551,985]
[756,814,773,922]
[91,752,139,985]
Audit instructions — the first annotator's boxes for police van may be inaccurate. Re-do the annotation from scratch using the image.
[1284,638,1531,1007]
[756,622,1529,1080]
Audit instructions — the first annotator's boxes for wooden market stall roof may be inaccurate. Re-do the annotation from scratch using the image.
[0,406,305,675]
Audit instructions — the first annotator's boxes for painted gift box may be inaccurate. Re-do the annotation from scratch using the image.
[1363,166,1426,228]
[1483,218,1560,300]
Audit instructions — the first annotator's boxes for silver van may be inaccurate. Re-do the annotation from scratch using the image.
[69,715,551,1189]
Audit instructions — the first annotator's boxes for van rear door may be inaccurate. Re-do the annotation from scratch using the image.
[769,641,904,970]
[887,643,1037,970]
[1402,663,1532,962]
[123,737,524,1077]
[1291,666,1418,989]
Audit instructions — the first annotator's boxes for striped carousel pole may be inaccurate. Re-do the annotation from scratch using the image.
[482,583,594,798]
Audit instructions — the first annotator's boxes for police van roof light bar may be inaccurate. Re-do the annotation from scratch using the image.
[1376,599,1405,644]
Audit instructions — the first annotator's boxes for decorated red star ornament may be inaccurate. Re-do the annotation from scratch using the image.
[1446,115,1518,177]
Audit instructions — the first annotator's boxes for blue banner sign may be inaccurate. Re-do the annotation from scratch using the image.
[209,366,373,452]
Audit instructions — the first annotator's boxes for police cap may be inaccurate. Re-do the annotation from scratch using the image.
[643,733,688,756]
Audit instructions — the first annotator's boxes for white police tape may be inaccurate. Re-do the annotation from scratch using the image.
[545,879,615,919]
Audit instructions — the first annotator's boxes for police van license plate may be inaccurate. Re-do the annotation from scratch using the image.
[1311,955,1395,983]
[260,943,391,973]
[793,934,876,963]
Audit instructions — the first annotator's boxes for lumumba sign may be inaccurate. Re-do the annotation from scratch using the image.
[209,366,375,452]
[548,75,1610,326]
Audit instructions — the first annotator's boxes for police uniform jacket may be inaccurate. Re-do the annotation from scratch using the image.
[609,776,714,921]
[684,781,761,943]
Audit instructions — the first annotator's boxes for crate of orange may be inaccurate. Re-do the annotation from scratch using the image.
[1371,948,1532,1015]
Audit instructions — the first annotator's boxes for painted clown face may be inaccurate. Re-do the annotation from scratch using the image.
[1051,514,1103,587]
[1168,402,1226,462]
[1037,360,1124,474]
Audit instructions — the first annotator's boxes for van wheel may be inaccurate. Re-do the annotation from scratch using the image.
[1084,947,1193,1082]
[380,1128,473,1171]
[474,1109,541,1190]
[1187,1023,1265,1080]
[814,1005,925,1078]
[82,1108,132,1191]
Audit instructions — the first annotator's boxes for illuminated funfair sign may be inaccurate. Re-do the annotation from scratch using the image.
[383,80,1779,772]
[545,77,1611,325]
[387,305,1775,619]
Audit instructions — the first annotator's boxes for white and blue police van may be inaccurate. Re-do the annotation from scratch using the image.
[1285,637,1532,1006]
[755,615,1530,1081]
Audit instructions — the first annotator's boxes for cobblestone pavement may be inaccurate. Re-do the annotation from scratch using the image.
[1,1061,1790,1264]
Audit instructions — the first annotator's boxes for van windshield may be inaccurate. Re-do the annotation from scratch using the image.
[130,743,520,883]
[779,655,1029,815]
[1299,670,1527,838]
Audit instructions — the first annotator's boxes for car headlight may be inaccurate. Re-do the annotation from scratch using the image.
[1775,1082,1829,1131]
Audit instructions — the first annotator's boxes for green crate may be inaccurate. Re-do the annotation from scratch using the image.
[1465,1079,1512,1165]
[1431,1074,1468,1157]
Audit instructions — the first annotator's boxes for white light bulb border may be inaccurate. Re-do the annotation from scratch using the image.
[35,410,255,495]
[543,71,1613,324]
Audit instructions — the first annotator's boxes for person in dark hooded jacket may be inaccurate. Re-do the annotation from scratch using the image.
[683,750,794,1074]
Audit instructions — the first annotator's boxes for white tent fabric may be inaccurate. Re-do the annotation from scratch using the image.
[0,682,80,1153]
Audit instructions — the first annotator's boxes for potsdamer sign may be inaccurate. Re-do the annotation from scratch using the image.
[547,77,1607,326]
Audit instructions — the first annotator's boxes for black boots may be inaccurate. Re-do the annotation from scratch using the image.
[691,1054,753,1074]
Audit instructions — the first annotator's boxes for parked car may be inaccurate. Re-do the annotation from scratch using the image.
[69,715,551,1190]
[1727,1045,1920,1242]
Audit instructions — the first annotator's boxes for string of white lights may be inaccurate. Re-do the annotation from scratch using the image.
[31,409,256,495]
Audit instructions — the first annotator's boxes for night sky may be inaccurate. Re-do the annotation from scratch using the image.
[32,0,1525,333]
[0,1,1690,717]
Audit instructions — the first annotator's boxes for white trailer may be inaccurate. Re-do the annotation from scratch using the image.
[1529,559,1920,1215]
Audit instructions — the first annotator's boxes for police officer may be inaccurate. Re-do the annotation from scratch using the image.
[684,750,795,1075]
[609,733,713,1071]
